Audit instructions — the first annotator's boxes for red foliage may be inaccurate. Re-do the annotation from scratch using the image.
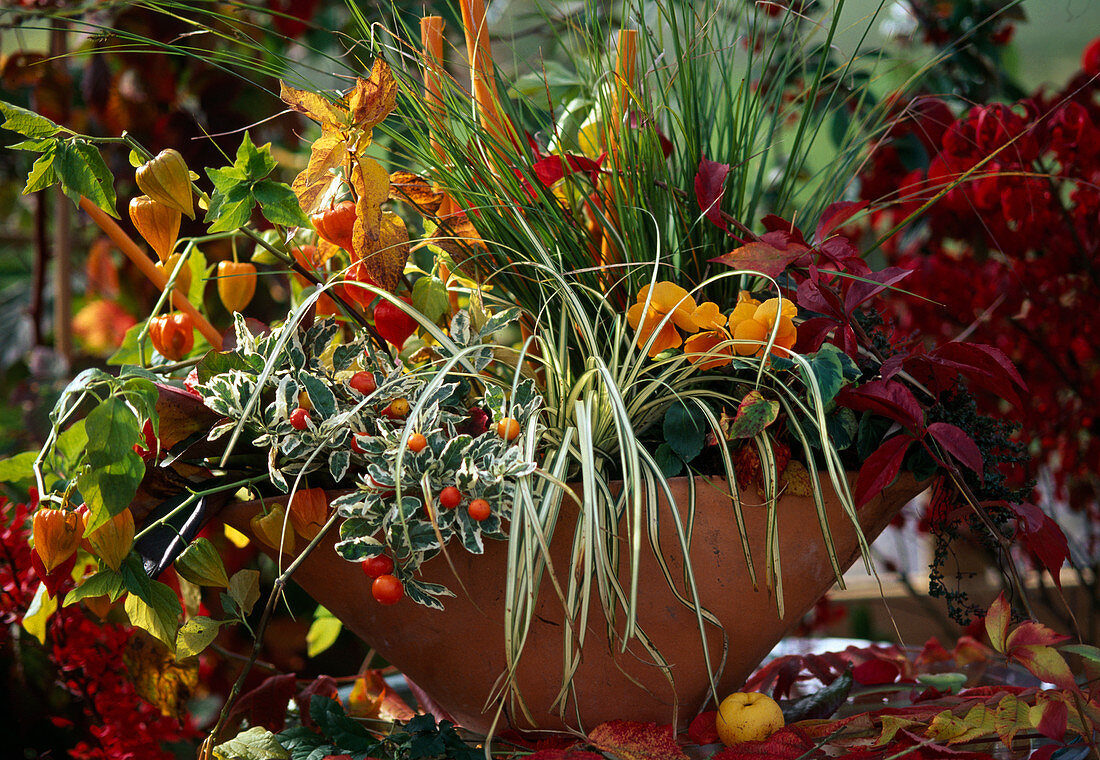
[0,499,197,758]
[858,50,1100,515]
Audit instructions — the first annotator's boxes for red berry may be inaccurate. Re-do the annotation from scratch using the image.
[349,371,377,395]
[361,554,395,578]
[350,433,368,454]
[468,498,491,521]
[439,486,462,510]
[374,297,418,348]
[372,574,404,605]
[290,407,311,430]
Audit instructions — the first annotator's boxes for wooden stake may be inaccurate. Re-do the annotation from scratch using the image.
[78,197,223,350]
[459,0,514,156]
[420,16,447,160]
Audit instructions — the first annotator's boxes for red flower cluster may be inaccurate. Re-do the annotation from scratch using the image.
[859,44,1100,513]
[0,498,198,758]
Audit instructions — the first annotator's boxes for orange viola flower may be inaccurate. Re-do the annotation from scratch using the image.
[728,291,797,357]
[684,300,733,370]
[626,282,699,357]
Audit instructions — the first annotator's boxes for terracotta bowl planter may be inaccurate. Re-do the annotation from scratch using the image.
[221,474,923,734]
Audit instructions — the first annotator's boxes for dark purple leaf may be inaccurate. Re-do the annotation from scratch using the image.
[228,673,298,731]
[836,379,924,431]
[531,153,604,186]
[694,157,730,230]
[815,201,868,242]
[855,434,913,508]
[843,266,914,314]
[760,214,809,246]
[926,422,983,476]
[1008,503,1070,589]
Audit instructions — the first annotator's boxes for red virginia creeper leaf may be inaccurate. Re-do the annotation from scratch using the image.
[712,240,810,279]
[1005,620,1071,650]
[1031,696,1069,741]
[1008,503,1069,589]
[695,157,730,230]
[228,673,298,731]
[836,379,924,432]
[926,422,983,477]
[532,153,604,187]
[1010,646,1078,691]
[760,215,809,246]
[688,711,720,745]
[815,201,868,241]
[852,658,901,686]
[711,727,816,760]
[587,720,687,760]
[855,435,912,508]
[843,266,914,315]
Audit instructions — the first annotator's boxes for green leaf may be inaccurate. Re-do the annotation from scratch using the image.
[175,538,231,587]
[124,579,182,647]
[654,443,683,478]
[64,569,126,607]
[84,396,143,467]
[24,143,58,194]
[228,569,260,616]
[0,451,37,487]
[663,400,708,463]
[72,140,118,217]
[309,696,376,752]
[724,390,780,439]
[780,668,852,722]
[54,140,116,217]
[253,179,308,227]
[804,343,858,407]
[175,615,223,660]
[108,323,146,366]
[233,132,277,179]
[207,165,248,192]
[55,418,89,463]
[412,276,450,324]
[78,453,145,534]
[297,372,336,418]
[123,376,159,421]
[214,726,290,760]
[306,606,342,657]
[1062,644,1100,665]
[0,100,60,138]
[205,182,255,234]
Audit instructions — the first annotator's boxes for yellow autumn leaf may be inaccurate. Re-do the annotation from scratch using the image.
[223,522,250,548]
[356,211,410,293]
[23,583,57,645]
[350,155,388,244]
[348,59,397,130]
[279,80,346,128]
[123,631,199,718]
[292,130,349,216]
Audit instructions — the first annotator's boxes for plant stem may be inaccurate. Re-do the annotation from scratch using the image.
[201,510,341,756]
[77,197,223,349]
